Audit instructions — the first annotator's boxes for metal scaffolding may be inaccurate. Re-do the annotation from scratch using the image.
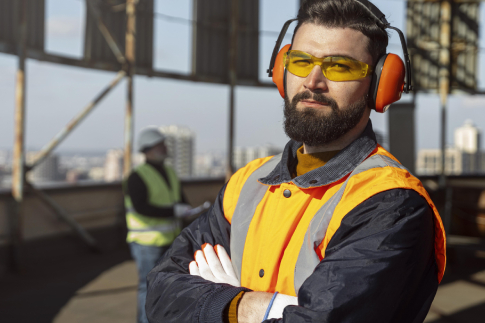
[4,0,273,271]
[9,0,141,268]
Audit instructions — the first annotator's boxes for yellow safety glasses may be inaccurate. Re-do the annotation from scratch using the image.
[284,50,373,82]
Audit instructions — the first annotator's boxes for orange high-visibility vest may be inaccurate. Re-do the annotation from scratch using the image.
[223,145,446,297]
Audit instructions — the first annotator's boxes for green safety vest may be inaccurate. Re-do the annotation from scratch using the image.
[124,163,182,246]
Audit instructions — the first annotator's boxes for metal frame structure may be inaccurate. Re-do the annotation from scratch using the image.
[227,0,239,179]
[406,0,485,235]
[8,0,140,268]
[5,0,273,271]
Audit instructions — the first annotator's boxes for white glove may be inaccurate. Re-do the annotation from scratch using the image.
[174,203,192,218]
[267,293,299,319]
[189,244,240,287]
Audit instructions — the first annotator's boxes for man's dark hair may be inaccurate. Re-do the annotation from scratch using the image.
[293,0,389,65]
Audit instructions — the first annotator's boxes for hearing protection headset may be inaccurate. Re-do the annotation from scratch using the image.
[267,0,413,113]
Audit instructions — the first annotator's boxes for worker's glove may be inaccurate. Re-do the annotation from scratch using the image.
[189,244,240,287]
[174,203,192,218]
[267,293,299,319]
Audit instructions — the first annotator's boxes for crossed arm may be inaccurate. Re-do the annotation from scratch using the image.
[189,243,297,322]
[146,187,439,323]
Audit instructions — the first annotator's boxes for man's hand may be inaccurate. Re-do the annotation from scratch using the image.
[189,244,240,287]
[189,244,298,322]
[237,292,298,322]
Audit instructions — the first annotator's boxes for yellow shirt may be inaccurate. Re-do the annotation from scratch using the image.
[295,146,341,177]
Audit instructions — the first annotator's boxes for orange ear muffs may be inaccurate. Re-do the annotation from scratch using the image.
[370,53,406,113]
[272,44,291,98]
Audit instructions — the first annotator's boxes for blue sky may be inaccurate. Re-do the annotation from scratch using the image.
[1,0,485,154]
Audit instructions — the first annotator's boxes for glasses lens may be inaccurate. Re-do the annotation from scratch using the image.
[322,57,369,81]
[286,51,314,77]
[285,51,372,81]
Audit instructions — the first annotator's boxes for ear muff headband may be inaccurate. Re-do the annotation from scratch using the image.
[267,19,297,78]
[353,0,412,93]
[267,0,413,111]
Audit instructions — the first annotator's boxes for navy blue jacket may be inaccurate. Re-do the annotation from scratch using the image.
[146,123,439,323]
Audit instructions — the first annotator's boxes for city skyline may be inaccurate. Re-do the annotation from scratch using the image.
[1,119,485,190]
[417,120,485,175]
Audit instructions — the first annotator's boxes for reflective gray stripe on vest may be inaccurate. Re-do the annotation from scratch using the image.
[293,154,407,294]
[230,154,282,280]
[128,219,180,233]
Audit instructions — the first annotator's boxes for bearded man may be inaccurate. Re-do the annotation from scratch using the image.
[145,1,446,322]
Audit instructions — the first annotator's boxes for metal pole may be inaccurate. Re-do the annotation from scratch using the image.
[440,0,452,235]
[30,70,126,170]
[123,0,136,178]
[226,0,238,180]
[439,0,451,188]
[10,0,28,271]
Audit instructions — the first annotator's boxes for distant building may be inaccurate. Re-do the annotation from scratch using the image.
[104,148,155,182]
[104,149,124,182]
[88,167,105,181]
[195,151,225,178]
[0,151,12,188]
[66,169,89,183]
[234,146,283,171]
[455,120,481,154]
[0,150,10,167]
[417,120,485,175]
[26,152,62,183]
[159,125,195,178]
[416,148,463,175]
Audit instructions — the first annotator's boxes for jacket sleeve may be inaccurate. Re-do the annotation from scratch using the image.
[146,184,250,323]
[266,189,439,323]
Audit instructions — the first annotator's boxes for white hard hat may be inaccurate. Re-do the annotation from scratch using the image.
[138,127,166,152]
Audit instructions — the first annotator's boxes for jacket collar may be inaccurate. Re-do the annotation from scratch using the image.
[259,120,378,189]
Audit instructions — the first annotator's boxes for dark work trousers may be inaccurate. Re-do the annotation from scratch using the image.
[129,242,169,323]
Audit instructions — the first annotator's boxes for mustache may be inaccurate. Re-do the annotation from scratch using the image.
[291,91,337,107]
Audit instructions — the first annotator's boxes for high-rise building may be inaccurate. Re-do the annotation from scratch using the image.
[104,149,124,182]
[26,152,61,183]
[0,150,10,167]
[233,145,283,171]
[455,120,481,154]
[104,149,147,182]
[416,120,485,175]
[416,148,463,175]
[159,125,195,178]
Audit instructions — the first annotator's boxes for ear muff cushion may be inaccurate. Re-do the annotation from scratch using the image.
[272,44,291,98]
[374,53,406,113]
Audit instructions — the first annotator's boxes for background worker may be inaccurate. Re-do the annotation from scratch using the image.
[145,1,446,322]
[124,127,191,323]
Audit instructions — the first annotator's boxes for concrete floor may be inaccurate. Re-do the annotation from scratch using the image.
[55,251,485,323]
[1,242,485,323]
[424,248,485,323]
[53,261,138,323]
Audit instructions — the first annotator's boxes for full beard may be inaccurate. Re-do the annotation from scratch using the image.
[283,91,368,147]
